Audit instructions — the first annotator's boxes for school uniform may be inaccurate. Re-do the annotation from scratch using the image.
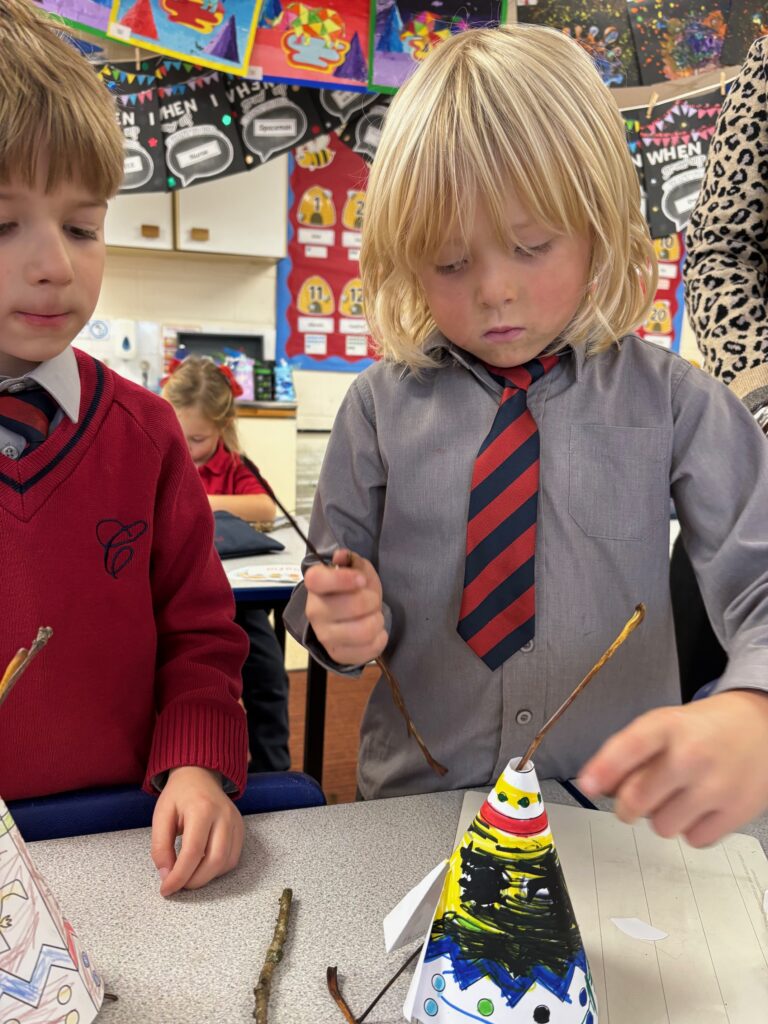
[284,333,768,800]
[197,441,291,773]
[0,347,248,801]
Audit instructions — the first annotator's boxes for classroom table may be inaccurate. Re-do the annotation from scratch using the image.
[223,521,330,785]
[27,783,768,1023]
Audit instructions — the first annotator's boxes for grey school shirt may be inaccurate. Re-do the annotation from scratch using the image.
[284,333,768,800]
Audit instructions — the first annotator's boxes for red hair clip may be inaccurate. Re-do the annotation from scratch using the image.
[217,364,244,398]
[160,357,183,389]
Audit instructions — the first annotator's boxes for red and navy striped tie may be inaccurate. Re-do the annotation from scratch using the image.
[0,385,59,457]
[457,355,558,669]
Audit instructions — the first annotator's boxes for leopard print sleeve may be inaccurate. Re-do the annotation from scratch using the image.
[684,38,768,413]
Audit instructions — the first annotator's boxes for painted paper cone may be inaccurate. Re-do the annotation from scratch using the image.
[405,759,597,1023]
[0,798,103,1022]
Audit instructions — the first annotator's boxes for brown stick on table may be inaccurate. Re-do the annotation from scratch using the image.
[517,604,646,771]
[254,888,293,1023]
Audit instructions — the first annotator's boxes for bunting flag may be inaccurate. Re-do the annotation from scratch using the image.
[639,85,726,237]
[107,0,264,77]
[248,0,370,91]
[628,0,729,84]
[518,0,640,88]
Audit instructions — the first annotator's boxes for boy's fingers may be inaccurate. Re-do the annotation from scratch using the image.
[150,802,180,876]
[612,752,684,823]
[304,564,366,595]
[683,809,732,849]
[326,631,389,665]
[159,815,210,896]
[182,819,231,891]
[306,589,381,623]
[641,785,713,841]
[320,612,386,647]
[578,710,674,797]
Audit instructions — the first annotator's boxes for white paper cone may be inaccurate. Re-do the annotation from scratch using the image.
[406,759,597,1023]
[0,798,103,1023]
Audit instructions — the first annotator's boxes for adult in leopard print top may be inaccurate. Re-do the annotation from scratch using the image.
[685,37,768,428]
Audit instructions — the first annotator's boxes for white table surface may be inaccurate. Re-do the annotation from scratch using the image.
[223,520,307,590]
[25,784,768,1024]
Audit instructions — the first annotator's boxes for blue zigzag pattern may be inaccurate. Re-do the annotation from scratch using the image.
[0,944,75,1006]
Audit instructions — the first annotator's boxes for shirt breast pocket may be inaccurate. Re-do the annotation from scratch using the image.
[568,424,669,541]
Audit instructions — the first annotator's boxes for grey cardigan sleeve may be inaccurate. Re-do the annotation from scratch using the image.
[684,38,768,413]
[283,374,392,675]
[671,363,768,692]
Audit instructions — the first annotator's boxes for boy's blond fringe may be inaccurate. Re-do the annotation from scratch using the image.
[361,25,657,368]
[0,0,124,197]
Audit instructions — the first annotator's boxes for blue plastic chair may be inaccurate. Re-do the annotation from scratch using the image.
[7,771,325,842]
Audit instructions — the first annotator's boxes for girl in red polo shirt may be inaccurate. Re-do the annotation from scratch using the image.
[162,356,290,773]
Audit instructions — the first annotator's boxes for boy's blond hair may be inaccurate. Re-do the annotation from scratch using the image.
[362,25,657,368]
[0,0,124,197]
[162,357,242,455]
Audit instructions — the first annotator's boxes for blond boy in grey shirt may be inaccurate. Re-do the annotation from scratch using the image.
[285,26,768,846]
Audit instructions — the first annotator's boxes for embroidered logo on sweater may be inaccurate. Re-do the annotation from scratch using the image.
[96,519,148,578]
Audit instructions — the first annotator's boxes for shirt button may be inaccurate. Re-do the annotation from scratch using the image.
[520,639,535,653]
[2,444,19,460]
[516,709,533,726]
[6,382,25,393]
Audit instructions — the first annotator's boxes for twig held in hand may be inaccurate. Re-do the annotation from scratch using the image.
[254,888,293,1022]
[248,462,448,777]
[517,604,646,770]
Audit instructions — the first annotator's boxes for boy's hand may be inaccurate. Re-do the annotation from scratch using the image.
[578,690,768,847]
[151,765,244,897]
[304,548,388,665]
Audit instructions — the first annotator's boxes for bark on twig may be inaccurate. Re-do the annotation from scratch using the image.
[254,888,293,1022]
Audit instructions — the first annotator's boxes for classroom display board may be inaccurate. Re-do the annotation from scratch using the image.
[106,0,263,76]
[34,0,111,35]
[636,234,686,351]
[277,133,376,370]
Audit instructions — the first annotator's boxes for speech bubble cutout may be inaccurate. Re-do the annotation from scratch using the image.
[241,97,308,163]
[283,31,343,71]
[319,89,375,123]
[660,167,705,231]
[121,139,154,190]
[354,103,389,163]
[165,126,234,187]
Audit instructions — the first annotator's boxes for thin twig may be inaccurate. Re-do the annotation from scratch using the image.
[518,604,646,770]
[0,627,53,710]
[327,966,358,1023]
[357,946,422,1023]
[248,461,448,777]
[254,888,293,1022]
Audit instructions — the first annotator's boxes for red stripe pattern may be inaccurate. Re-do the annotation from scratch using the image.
[0,386,59,457]
[457,356,558,670]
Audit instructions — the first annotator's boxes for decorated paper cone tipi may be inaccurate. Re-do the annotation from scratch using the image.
[404,759,597,1023]
[0,798,103,1022]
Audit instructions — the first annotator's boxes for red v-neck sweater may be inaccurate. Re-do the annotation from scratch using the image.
[0,349,248,801]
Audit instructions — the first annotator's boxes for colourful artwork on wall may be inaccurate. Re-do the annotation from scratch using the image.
[107,0,263,77]
[248,0,370,91]
[628,0,729,83]
[517,1,640,88]
[368,0,507,94]
[278,133,377,371]
[0,799,104,1021]
[722,1,768,65]
[32,0,111,36]
[386,759,597,1022]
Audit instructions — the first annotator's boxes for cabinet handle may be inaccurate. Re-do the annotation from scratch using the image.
[190,227,210,242]
[140,223,160,239]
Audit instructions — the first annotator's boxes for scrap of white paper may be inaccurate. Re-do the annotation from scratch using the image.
[611,916,668,942]
[763,889,768,921]
[383,860,448,953]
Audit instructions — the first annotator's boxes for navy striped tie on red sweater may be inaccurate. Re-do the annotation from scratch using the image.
[0,386,59,456]
[457,355,558,670]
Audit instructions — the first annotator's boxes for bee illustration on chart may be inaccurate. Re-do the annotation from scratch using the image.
[297,185,336,227]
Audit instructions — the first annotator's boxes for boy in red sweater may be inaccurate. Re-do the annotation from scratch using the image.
[0,0,249,896]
